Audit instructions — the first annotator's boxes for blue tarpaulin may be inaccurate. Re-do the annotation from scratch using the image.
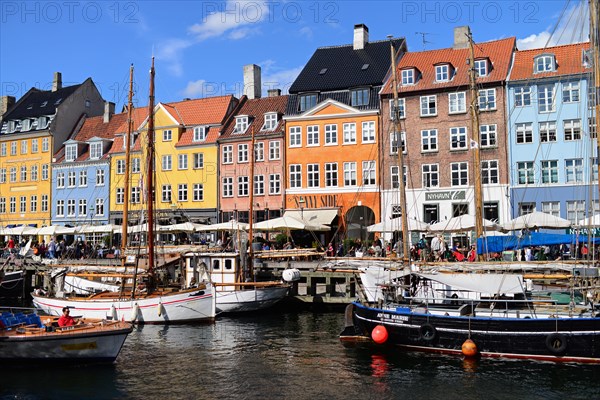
[477,232,600,254]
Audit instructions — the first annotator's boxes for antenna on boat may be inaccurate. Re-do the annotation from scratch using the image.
[121,64,134,269]
[146,56,156,283]
[591,0,600,219]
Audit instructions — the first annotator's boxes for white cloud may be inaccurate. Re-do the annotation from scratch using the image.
[155,38,193,77]
[188,1,269,41]
[181,79,208,98]
[262,66,304,95]
[298,26,313,39]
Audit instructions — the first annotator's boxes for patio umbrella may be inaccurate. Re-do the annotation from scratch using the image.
[195,220,249,232]
[367,217,429,232]
[428,214,498,233]
[36,225,77,235]
[253,216,308,231]
[501,211,571,231]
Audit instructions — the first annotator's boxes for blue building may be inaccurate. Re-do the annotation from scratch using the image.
[506,42,596,224]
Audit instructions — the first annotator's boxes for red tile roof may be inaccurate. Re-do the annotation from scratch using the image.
[509,41,591,81]
[220,95,289,139]
[73,113,127,142]
[381,37,516,95]
[164,95,235,126]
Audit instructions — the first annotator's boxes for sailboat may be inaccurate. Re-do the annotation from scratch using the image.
[343,9,600,363]
[32,60,216,323]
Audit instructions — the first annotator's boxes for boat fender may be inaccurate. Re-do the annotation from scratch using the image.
[282,268,301,282]
[371,325,388,344]
[419,323,437,342]
[130,303,139,322]
[546,333,568,355]
[157,301,164,317]
[110,304,118,321]
[461,338,478,357]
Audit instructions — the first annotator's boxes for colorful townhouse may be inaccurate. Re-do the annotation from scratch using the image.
[0,73,104,228]
[284,24,406,241]
[218,65,288,223]
[51,102,122,231]
[379,27,515,243]
[506,42,595,223]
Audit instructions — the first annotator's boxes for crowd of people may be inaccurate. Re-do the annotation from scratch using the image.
[3,236,119,260]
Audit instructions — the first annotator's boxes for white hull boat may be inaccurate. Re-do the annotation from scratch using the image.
[215,286,289,313]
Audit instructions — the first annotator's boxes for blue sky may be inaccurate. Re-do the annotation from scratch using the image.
[0,1,590,109]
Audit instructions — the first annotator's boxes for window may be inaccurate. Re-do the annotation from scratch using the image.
[132,158,140,173]
[307,164,320,187]
[90,142,102,159]
[514,86,531,107]
[116,188,124,204]
[40,164,48,180]
[262,113,278,131]
[351,88,369,106]
[131,187,141,204]
[484,202,499,222]
[0,198,4,214]
[163,130,172,141]
[161,185,172,202]
[10,142,16,155]
[516,123,533,144]
[20,140,28,155]
[79,171,87,187]
[535,55,555,73]
[541,160,559,184]
[420,95,437,116]
[222,145,233,164]
[478,89,496,111]
[193,126,207,142]
[401,69,414,85]
[42,137,49,152]
[193,184,204,201]
[481,160,499,184]
[451,162,468,186]
[453,203,469,217]
[20,166,26,182]
[474,59,488,77]
[65,144,77,161]
[343,123,356,144]
[565,158,583,183]
[362,121,375,143]
[78,199,87,216]
[67,199,75,216]
[57,173,65,188]
[254,142,264,162]
[435,64,449,82]
[449,92,466,114]
[592,157,598,183]
[542,201,560,217]
[391,166,406,189]
[0,169,5,183]
[422,164,439,188]
[564,119,581,141]
[238,144,248,162]
[450,127,467,150]
[96,169,105,186]
[539,121,557,142]
[566,200,585,224]
[30,165,38,181]
[344,162,357,186]
[41,195,48,212]
[254,176,265,195]
[178,154,188,170]
[562,82,580,103]
[289,165,302,188]
[590,117,597,138]
[31,195,37,213]
[233,116,249,134]
[178,184,188,202]
[222,177,233,197]
[117,159,125,174]
[95,198,105,216]
[362,161,376,186]
[19,196,25,213]
[421,129,438,152]
[269,141,280,160]
[307,125,319,146]
[324,124,337,145]
[9,167,16,183]
[289,126,302,147]
[194,153,204,169]
[56,200,65,216]
[390,132,406,154]
[389,98,405,120]
[517,161,535,185]
[423,204,439,223]
[480,124,497,148]
[299,94,317,112]
[162,155,172,171]
[325,163,338,187]
[9,197,15,214]
[0,143,5,156]
[538,84,555,113]
[237,176,249,196]
[269,174,281,194]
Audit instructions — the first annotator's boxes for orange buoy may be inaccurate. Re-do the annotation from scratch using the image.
[371,325,388,344]
[462,338,478,357]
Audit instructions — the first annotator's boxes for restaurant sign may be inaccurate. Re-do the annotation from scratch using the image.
[425,190,466,201]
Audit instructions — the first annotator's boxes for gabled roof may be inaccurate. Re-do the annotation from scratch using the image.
[286,87,381,115]
[72,113,127,143]
[508,41,591,81]
[3,83,83,120]
[289,38,405,93]
[220,95,289,139]
[163,95,235,126]
[381,37,516,95]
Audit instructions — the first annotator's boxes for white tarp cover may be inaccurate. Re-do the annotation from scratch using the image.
[195,220,249,232]
[283,209,337,231]
[418,273,524,294]
[428,214,498,233]
[253,215,308,231]
[367,217,429,232]
[501,211,571,231]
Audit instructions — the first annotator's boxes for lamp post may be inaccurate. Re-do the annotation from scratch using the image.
[298,197,305,221]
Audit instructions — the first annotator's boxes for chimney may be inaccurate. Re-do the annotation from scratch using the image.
[103,101,115,123]
[267,89,281,97]
[52,72,62,92]
[243,64,262,99]
[453,26,470,49]
[0,95,16,117]
[353,24,369,50]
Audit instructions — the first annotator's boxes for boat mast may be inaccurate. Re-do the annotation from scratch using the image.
[146,57,156,277]
[592,0,600,217]
[121,64,134,268]
[467,29,484,260]
[388,36,410,266]
[248,125,255,279]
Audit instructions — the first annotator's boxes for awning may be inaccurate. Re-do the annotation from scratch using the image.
[283,209,338,231]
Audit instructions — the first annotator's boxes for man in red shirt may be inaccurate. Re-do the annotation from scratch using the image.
[57,307,79,327]
[6,237,15,250]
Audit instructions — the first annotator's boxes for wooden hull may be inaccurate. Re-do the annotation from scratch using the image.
[349,302,600,363]
[31,286,216,324]
[216,286,289,313]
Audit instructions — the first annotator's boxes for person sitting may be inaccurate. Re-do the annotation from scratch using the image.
[467,245,477,262]
[57,307,81,327]
[326,243,334,257]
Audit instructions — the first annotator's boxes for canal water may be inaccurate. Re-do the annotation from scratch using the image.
[2,309,599,399]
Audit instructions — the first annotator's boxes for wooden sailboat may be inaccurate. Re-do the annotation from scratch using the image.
[31,60,216,323]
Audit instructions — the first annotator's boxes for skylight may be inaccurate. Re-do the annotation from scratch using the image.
[361,64,370,70]
[319,68,328,75]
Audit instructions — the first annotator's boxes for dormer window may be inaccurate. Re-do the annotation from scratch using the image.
[21,119,30,132]
[38,116,48,129]
[474,59,488,77]
[435,64,450,82]
[535,54,555,73]
[193,126,208,142]
[89,142,103,160]
[262,113,278,131]
[351,88,369,106]
[122,133,135,150]
[299,94,317,112]
[401,69,415,85]
[54,98,63,105]
[233,116,249,134]
[40,101,48,107]
[65,144,78,162]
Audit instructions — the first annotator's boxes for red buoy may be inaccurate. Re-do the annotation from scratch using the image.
[462,338,478,357]
[371,325,388,344]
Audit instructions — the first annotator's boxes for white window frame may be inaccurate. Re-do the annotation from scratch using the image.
[163,129,172,141]
[89,142,102,159]
[481,160,499,184]
[421,129,438,152]
[517,161,535,185]
[178,154,188,170]
[390,131,406,154]
[344,162,357,186]
[478,88,496,111]
[535,55,555,73]
[451,162,469,187]
[161,155,172,171]
[450,127,468,150]
[238,144,248,163]
[254,142,264,162]
[289,164,302,188]
[79,170,87,187]
[541,160,559,184]
[562,82,580,103]
[289,126,302,147]
[193,126,207,142]
[448,92,466,114]
[538,84,555,113]
[194,153,204,169]
[254,175,265,195]
[389,98,405,120]
[222,177,233,197]
[307,125,319,146]
[514,86,531,107]
[343,123,356,144]
[422,164,439,188]
[362,160,376,186]
[435,64,449,82]
[480,124,497,148]
[361,121,375,143]
[178,183,188,202]
[516,122,533,144]
[237,176,249,197]
[269,141,280,160]
[564,119,581,141]
[262,113,278,131]
[307,163,320,188]
[420,95,437,116]
[78,199,87,216]
[325,162,338,187]
[565,158,583,183]
[233,116,249,134]
[401,69,414,85]
[269,174,281,194]
[193,184,204,201]
[324,124,338,145]
[474,59,488,77]
[222,145,233,164]
[539,121,557,143]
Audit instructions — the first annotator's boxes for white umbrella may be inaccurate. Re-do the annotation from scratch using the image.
[367,217,429,233]
[77,224,121,234]
[253,216,308,231]
[501,211,571,231]
[2,225,38,236]
[195,220,249,232]
[428,214,497,233]
[162,222,205,233]
[36,225,77,235]
[577,214,600,227]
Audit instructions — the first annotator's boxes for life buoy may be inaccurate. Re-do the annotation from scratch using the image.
[419,323,437,341]
[546,333,568,355]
